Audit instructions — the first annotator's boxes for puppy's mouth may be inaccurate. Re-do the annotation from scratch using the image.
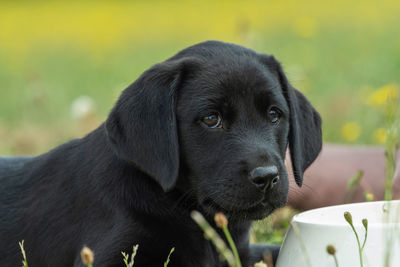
[201,197,275,220]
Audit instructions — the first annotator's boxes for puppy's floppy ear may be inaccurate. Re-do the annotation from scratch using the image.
[105,57,199,192]
[263,55,322,187]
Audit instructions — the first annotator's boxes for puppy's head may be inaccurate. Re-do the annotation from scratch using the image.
[105,41,322,220]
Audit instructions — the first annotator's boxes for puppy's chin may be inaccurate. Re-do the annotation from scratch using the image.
[200,197,280,221]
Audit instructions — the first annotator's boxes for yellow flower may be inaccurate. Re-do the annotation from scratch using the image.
[366,84,399,107]
[365,192,374,201]
[373,128,387,144]
[341,122,361,142]
[293,16,317,38]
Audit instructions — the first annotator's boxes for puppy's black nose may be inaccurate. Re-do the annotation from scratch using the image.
[249,166,279,190]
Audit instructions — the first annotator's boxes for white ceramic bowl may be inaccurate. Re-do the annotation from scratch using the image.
[275,200,400,267]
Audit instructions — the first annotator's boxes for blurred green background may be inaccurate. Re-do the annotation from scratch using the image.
[0,0,399,155]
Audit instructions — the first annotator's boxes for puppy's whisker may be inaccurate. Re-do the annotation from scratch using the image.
[289,182,325,204]
[288,187,308,198]
[300,182,316,192]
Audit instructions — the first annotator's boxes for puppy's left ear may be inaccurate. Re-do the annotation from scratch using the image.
[261,55,322,187]
[105,57,200,192]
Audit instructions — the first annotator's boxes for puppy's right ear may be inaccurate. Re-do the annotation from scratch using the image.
[260,54,322,187]
[105,57,200,192]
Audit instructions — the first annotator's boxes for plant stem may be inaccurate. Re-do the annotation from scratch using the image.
[164,247,175,267]
[384,143,395,201]
[291,222,312,267]
[191,211,237,267]
[383,90,399,201]
[19,240,28,267]
[382,91,399,266]
[222,226,241,267]
[361,228,368,251]
[333,255,339,267]
[348,221,363,267]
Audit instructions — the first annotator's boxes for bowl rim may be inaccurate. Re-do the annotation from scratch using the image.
[291,200,400,227]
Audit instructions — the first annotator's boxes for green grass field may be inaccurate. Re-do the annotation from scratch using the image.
[0,0,399,248]
[1,0,399,155]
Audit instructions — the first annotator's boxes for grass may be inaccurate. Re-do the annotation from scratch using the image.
[0,29,399,149]
[163,247,175,267]
[191,211,238,267]
[343,212,368,267]
[20,244,174,267]
[251,207,298,245]
[121,245,139,267]
[18,240,28,267]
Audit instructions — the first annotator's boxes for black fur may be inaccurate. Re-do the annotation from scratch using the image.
[0,41,322,267]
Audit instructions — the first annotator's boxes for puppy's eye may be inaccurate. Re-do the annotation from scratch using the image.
[202,113,222,128]
[268,107,281,123]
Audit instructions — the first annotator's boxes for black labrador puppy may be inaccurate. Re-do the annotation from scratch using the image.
[0,41,322,267]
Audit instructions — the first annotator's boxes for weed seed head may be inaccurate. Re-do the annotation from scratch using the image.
[326,244,336,255]
[214,212,228,228]
[81,246,94,265]
[344,211,353,225]
[362,218,368,230]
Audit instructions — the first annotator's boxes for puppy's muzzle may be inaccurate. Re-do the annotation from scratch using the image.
[249,166,280,191]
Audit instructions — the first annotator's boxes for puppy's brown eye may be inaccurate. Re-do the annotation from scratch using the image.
[268,107,281,123]
[202,113,222,128]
